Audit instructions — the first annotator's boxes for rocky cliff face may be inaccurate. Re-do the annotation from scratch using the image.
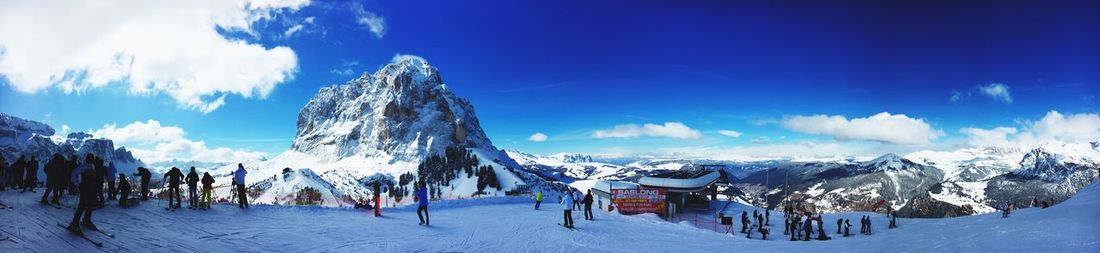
[292,55,494,164]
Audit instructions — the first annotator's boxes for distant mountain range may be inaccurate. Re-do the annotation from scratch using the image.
[0,113,143,176]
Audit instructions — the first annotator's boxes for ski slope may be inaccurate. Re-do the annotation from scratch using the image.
[1,182,1098,252]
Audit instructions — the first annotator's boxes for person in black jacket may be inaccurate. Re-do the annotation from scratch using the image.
[136,167,151,200]
[40,154,65,204]
[0,155,6,191]
[582,190,594,221]
[94,157,106,205]
[185,167,200,208]
[22,156,38,192]
[843,219,851,237]
[837,218,844,234]
[65,155,77,195]
[118,174,132,207]
[67,154,99,234]
[9,156,25,191]
[163,167,184,209]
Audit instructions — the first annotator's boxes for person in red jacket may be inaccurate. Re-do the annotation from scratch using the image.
[373,183,382,217]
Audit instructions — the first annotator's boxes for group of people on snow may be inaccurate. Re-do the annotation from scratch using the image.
[554,189,595,229]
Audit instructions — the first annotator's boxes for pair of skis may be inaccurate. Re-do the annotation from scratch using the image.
[57,223,114,247]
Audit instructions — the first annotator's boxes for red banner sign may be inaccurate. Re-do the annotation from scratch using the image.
[611,189,667,215]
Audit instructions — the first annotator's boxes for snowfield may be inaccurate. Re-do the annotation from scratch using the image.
[1,182,1099,252]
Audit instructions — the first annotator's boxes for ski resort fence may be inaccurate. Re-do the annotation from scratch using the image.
[669,213,732,234]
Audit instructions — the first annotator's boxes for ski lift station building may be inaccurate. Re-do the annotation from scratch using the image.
[592,166,725,216]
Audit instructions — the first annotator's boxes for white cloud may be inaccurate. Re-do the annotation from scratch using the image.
[949,90,964,102]
[283,24,304,38]
[352,5,385,38]
[717,130,743,138]
[0,0,307,113]
[977,83,1012,104]
[780,112,944,145]
[92,120,186,144]
[92,120,267,163]
[963,111,1100,147]
[960,127,1018,147]
[593,122,702,139]
[528,133,548,142]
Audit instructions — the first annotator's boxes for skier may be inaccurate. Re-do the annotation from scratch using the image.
[106,162,117,200]
[1031,196,1039,208]
[67,154,99,234]
[1001,200,1010,218]
[415,180,429,226]
[93,157,106,205]
[843,219,851,237]
[118,174,132,207]
[860,216,866,234]
[233,164,249,209]
[63,155,76,195]
[40,154,65,205]
[741,211,749,233]
[789,216,798,241]
[866,216,873,235]
[792,215,801,240]
[185,167,200,208]
[10,156,25,192]
[561,190,575,229]
[765,208,770,226]
[534,191,543,210]
[802,214,813,241]
[22,156,38,192]
[163,167,184,209]
[837,218,843,234]
[783,216,790,235]
[136,167,151,200]
[0,156,6,191]
[372,183,382,217]
[573,191,582,210]
[200,172,215,209]
[583,189,594,221]
[815,216,830,240]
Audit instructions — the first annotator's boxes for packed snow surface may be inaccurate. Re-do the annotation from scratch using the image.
[1,181,1098,252]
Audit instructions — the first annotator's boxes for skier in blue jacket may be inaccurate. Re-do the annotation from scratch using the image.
[415,180,430,226]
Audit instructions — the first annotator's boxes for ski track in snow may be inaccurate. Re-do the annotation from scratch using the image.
[2,183,1100,252]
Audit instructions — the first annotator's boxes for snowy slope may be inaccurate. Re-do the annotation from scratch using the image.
[1,181,1097,252]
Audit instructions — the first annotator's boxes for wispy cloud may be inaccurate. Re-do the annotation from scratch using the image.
[92,120,267,163]
[593,122,703,139]
[977,83,1013,104]
[351,3,385,38]
[717,130,742,138]
[528,133,548,142]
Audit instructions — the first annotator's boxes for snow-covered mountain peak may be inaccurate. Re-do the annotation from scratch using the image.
[292,54,493,164]
[865,153,909,170]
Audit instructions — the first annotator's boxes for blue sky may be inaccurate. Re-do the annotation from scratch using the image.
[1,0,1098,162]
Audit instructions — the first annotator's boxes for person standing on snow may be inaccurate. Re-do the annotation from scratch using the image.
[837,218,844,234]
[741,211,749,233]
[67,154,99,234]
[9,156,25,191]
[582,190,594,221]
[40,154,65,205]
[844,219,852,237]
[561,191,575,228]
[534,191,543,210]
[201,172,215,209]
[573,191,582,210]
[233,164,249,209]
[185,167,200,208]
[415,180,430,226]
[372,182,382,217]
[163,167,185,209]
[0,156,7,191]
[106,161,118,200]
[118,174,132,207]
[802,215,813,241]
[22,156,39,192]
[135,167,151,200]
